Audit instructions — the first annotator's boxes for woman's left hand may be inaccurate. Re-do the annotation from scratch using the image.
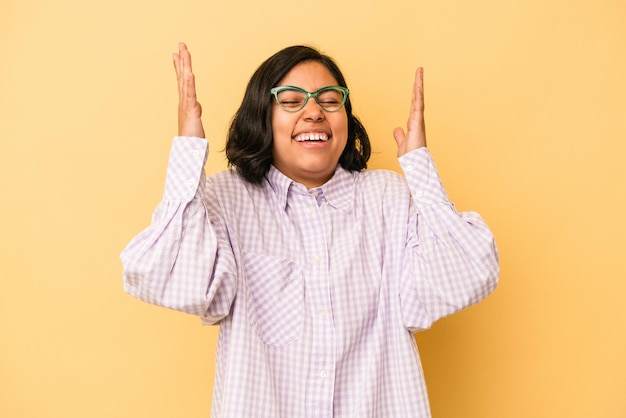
[393,67,426,156]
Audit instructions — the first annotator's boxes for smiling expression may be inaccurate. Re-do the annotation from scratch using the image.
[271,61,349,189]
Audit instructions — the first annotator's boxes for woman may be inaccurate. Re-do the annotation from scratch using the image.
[121,42,499,417]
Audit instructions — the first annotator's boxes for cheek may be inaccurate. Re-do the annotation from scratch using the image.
[333,114,349,141]
[271,111,295,138]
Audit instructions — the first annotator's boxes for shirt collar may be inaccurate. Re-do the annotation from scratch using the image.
[265,165,355,213]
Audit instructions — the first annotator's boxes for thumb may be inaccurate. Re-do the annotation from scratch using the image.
[393,127,406,145]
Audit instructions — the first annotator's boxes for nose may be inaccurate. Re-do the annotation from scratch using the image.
[302,97,325,121]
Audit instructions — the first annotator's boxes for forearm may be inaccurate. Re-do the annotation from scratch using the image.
[120,137,234,318]
[399,148,499,329]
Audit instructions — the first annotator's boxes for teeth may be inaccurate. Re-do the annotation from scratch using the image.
[294,133,329,142]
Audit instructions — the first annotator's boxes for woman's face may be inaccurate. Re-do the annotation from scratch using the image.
[271,61,348,189]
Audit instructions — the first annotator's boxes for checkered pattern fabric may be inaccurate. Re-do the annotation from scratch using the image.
[121,136,499,417]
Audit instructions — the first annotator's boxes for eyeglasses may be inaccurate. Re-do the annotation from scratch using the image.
[270,85,350,113]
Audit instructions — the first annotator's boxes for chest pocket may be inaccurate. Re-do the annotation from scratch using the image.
[244,252,303,347]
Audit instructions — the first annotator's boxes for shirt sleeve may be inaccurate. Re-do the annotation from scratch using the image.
[120,136,236,323]
[397,147,500,332]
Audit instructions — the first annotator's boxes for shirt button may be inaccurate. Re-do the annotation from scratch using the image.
[415,191,424,198]
[306,206,314,214]
[186,179,195,186]
[320,370,327,378]
[314,255,321,264]
[406,164,415,172]
[192,149,201,158]
[319,310,327,318]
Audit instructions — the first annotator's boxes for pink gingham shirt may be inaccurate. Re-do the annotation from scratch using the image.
[121,136,499,417]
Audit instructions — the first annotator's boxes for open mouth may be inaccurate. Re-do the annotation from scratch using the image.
[293,132,330,142]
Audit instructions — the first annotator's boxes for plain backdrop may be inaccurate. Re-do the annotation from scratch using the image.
[1,0,625,417]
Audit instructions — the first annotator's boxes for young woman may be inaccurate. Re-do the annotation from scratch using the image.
[121,42,499,417]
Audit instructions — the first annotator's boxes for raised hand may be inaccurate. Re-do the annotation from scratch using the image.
[393,67,426,156]
[172,42,205,138]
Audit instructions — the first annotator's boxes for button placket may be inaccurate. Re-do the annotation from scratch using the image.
[289,189,335,415]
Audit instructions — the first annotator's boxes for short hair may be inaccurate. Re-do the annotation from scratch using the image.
[225,45,371,185]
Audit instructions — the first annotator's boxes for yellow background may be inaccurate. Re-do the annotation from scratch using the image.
[1,0,625,416]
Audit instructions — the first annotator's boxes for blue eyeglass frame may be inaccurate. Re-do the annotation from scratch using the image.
[270,85,350,112]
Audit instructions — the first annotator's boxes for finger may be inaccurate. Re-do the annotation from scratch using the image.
[185,72,198,108]
[181,46,195,101]
[173,45,184,97]
[172,52,179,74]
[180,42,193,79]
[180,43,189,98]
[414,67,424,114]
[181,44,197,103]
[408,68,426,145]
[409,68,424,124]
[393,127,406,146]
[173,53,182,96]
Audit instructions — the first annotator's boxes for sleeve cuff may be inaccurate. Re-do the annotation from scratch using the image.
[163,136,209,201]
[398,147,452,206]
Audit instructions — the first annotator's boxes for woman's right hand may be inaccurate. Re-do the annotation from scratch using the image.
[173,42,205,138]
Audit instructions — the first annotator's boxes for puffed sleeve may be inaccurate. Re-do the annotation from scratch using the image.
[120,137,236,323]
[397,147,499,332]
